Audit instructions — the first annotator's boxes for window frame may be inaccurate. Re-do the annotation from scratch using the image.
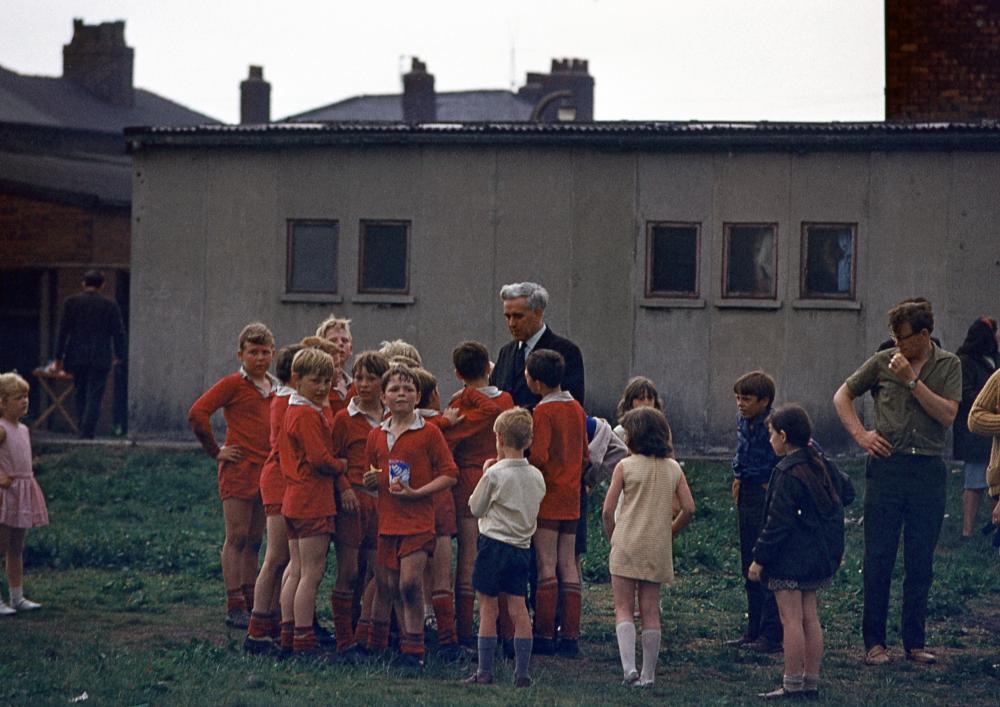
[721,222,778,300]
[799,222,858,301]
[357,219,411,295]
[285,219,339,295]
[644,221,701,299]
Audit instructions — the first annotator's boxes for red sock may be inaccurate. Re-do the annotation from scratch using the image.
[432,590,457,646]
[279,621,294,652]
[247,611,272,639]
[331,589,355,651]
[455,583,475,643]
[534,577,559,640]
[497,592,515,640]
[354,617,372,646]
[226,588,247,613]
[560,582,582,640]
[293,625,316,654]
[370,619,391,652]
[241,583,255,613]
[399,631,425,660]
[269,612,281,640]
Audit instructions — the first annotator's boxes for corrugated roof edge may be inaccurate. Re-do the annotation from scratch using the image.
[125,119,1000,152]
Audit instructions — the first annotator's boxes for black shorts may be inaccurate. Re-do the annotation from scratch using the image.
[472,535,530,597]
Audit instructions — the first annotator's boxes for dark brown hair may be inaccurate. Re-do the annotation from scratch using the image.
[733,370,775,404]
[620,407,673,459]
[615,376,663,422]
[525,349,564,388]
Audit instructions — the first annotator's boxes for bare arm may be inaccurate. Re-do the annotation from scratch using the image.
[672,472,696,537]
[833,383,891,458]
[601,462,625,539]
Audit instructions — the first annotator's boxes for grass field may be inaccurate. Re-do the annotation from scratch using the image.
[3,444,1000,706]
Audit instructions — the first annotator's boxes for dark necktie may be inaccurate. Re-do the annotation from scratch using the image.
[512,342,526,390]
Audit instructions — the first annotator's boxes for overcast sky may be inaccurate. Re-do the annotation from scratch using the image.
[2,0,885,124]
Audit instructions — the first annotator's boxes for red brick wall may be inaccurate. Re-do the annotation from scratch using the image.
[886,0,1000,120]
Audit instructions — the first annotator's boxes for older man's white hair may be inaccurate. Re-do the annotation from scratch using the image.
[500,282,549,311]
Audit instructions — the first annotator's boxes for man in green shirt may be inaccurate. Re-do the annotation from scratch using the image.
[833,299,961,667]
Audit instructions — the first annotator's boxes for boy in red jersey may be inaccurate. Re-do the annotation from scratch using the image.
[363,364,458,667]
[316,316,355,417]
[441,342,514,648]
[278,348,353,657]
[244,343,301,653]
[188,322,277,628]
[525,349,588,656]
[329,350,390,655]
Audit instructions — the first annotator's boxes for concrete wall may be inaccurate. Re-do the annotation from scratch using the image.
[129,143,1000,453]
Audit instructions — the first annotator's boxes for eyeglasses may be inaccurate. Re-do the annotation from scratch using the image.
[890,329,923,343]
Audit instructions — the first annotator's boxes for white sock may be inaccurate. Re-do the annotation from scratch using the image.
[616,621,637,677]
[10,586,23,604]
[640,629,661,683]
[783,674,804,693]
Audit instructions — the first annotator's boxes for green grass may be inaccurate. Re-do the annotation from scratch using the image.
[3,446,1000,705]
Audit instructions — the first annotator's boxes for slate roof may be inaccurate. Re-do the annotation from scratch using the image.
[0,150,132,208]
[286,90,534,122]
[0,65,218,131]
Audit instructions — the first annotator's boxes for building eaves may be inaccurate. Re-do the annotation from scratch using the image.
[125,120,1000,153]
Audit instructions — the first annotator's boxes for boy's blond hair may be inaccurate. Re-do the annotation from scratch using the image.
[239,322,275,350]
[379,339,422,366]
[291,347,335,379]
[494,408,533,451]
[316,316,352,340]
[0,372,29,400]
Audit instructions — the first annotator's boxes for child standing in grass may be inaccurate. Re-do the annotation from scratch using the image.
[749,405,845,700]
[278,348,353,657]
[602,407,695,687]
[0,372,49,615]
[464,408,546,688]
[363,364,458,667]
[188,322,277,628]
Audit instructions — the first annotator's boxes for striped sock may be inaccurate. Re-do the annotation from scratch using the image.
[455,583,475,643]
[400,631,425,660]
[247,611,272,639]
[559,582,582,640]
[432,590,457,646]
[354,617,372,646]
[331,589,355,651]
[293,625,316,654]
[370,619,391,652]
[279,621,294,652]
[226,588,247,613]
[534,577,559,641]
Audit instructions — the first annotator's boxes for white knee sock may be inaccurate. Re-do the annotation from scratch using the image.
[640,629,661,683]
[616,621,637,677]
[10,586,23,603]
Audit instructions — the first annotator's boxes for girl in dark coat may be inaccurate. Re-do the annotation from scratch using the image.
[748,405,845,700]
[954,317,998,537]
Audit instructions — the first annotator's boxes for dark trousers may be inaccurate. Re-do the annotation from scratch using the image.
[738,481,782,643]
[862,454,946,651]
[69,365,110,438]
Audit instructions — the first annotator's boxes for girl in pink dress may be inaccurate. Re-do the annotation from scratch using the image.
[0,372,49,615]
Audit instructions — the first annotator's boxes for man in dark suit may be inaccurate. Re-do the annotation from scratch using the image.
[55,270,126,438]
[489,282,585,409]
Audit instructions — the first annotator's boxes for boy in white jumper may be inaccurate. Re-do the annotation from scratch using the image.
[464,408,546,688]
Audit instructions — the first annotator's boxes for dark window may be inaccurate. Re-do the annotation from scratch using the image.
[801,223,856,299]
[359,220,410,294]
[286,220,338,293]
[723,223,777,299]
[645,222,700,297]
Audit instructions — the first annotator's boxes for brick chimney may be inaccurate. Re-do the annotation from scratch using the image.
[518,58,594,122]
[240,65,271,124]
[402,57,436,123]
[886,0,1000,120]
[63,19,134,108]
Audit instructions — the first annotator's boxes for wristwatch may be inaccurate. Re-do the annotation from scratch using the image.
[907,379,918,391]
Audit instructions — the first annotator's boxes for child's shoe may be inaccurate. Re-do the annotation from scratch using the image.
[463,672,493,685]
[532,636,556,655]
[314,620,336,647]
[622,669,640,686]
[514,676,532,688]
[0,600,16,616]
[556,637,579,657]
[243,635,276,656]
[225,608,251,629]
[12,597,40,611]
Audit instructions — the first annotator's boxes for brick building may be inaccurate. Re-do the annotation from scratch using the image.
[0,19,215,432]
